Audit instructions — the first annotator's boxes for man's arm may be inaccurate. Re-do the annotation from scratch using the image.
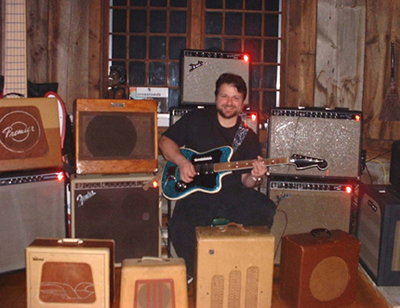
[159,135,197,183]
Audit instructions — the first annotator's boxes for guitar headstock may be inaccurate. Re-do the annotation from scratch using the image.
[290,154,328,170]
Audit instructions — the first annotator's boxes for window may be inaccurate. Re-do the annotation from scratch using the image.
[107,0,282,115]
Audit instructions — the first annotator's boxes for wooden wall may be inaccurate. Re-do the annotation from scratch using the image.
[283,0,400,141]
[1,0,399,140]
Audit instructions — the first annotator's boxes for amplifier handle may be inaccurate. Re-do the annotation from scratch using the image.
[221,222,248,233]
[57,238,84,245]
[139,256,167,262]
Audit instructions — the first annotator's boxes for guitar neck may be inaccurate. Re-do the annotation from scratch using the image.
[214,157,290,172]
[3,0,28,98]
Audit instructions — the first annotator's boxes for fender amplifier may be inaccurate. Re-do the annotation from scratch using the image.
[26,238,115,308]
[268,178,354,264]
[181,49,250,105]
[196,224,274,308]
[74,99,158,174]
[0,170,66,273]
[268,107,362,179]
[357,184,400,286]
[71,174,161,264]
[0,98,62,172]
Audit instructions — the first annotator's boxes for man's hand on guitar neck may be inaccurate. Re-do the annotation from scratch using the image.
[242,155,267,188]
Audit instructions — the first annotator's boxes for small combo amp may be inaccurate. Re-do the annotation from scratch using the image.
[280,229,360,308]
[26,238,115,308]
[74,98,158,175]
[181,49,250,105]
[268,107,362,179]
[0,98,62,172]
[268,177,354,264]
[0,170,66,273]
[120,257,188,308]
[71,174,161,264]
[357,184,400,286]
[196,224,275,308]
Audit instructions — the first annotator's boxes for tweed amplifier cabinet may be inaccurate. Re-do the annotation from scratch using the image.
[74,98,158,174]
[181,49,250,105]
[26,238,114,308]
[357,184,400,286]
[196,224,275,308]
[268,107,362,179]
[0,170,66,273]
[120,257,188,308]
[280,229,360,308]
[0,97,62,172]
[268,178,354,264]
[71,174,161,264]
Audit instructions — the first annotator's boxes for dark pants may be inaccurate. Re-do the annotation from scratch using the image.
[168,186,276,278]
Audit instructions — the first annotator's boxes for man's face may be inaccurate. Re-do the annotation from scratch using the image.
[216,83,245,119]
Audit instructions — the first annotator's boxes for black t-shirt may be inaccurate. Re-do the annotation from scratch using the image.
[162,108,261,189]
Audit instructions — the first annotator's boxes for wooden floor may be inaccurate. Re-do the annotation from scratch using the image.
[0,265,391,308]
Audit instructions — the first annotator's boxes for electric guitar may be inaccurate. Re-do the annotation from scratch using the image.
[161,146,328,200]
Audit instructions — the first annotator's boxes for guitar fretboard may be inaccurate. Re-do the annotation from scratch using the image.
[214,157,290,172]
[3,0,27,98]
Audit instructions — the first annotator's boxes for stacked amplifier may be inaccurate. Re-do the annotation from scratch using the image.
[72,98,161,264]
[267,107,363,264]
[0,98,66,273]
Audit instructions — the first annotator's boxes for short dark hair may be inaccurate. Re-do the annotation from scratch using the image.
[214,73,247,101]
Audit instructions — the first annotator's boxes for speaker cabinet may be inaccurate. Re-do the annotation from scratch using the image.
[280,229,360,308]
[74,99,158,174]
[268,107,362,179]
[357,184,400,286]
[71,174,161,264]
[120,257,188,308]
[181,49,250,105]
[390,140,400,190]
[26,238,114,308]
[0,170,66,273]
[196,225,275,308]
[0,98,62,172]
[268,178,353,264]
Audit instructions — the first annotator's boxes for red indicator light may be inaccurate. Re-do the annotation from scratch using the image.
[251,113,257,122]
[243,54,249,62]
[57,172,64,181]
[345,186,352,194]
[152,181,159,188]
[355,114,361,122]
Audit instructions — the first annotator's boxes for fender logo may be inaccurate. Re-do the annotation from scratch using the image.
[76,190,97,207]
[189,61,204,72]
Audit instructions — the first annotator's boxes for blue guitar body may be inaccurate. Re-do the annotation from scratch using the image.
[162,146,233,200]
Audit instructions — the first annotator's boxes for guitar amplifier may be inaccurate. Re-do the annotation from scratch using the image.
[26,238,115,308]
[268,107,362,179]
[0,170,66,273]
[71,174,161,264]
[196,224,275,308]
[0,98,62,172]
[181,49,250,105]
[120,257,188,308]
[268,177,354,264]
[357,184,400,286]
[74,98,158,174]
[280,229,360,308]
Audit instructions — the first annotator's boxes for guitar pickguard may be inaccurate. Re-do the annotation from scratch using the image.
[162,147,233,200]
